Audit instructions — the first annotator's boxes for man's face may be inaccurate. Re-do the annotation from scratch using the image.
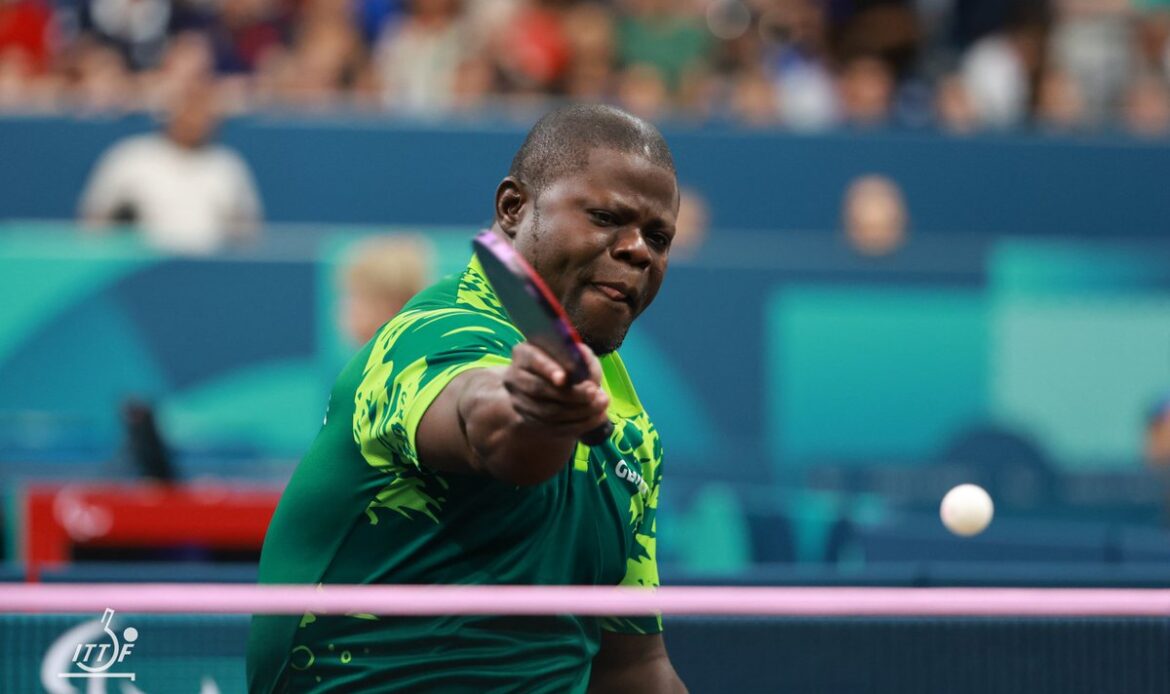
[166,85,220,149]
[505,148,679,355]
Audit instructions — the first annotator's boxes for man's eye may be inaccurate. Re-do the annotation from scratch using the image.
[648,232,671,250]
[589,210,617,226]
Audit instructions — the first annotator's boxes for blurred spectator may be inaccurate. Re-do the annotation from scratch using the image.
[959,3,1049,128]
[728,68,781,126]
[562,2,615,100]
[934,72,977,133]
[832,1,922,79]
[1134,5,1170,79]
[837,54,895,127]
[78,78,263,254]
[615,61,668,120]
[138,31,214,109]
[81,0,172,69]
[354,0,405,45]
[760,0,839,130]
[616,0,711,95]
[670,186,709,259]
[1034,68,1085,132]
[0,0,52,74]
[0,0,1162,132]
[450,51,495,110]
[842,174,907,256]
[201,0,290,76]
[0,45,52,110]
[1123,73,1170,136]
[1146,396,1170,468]
[1048,0,1129,126]
[65,36,136,112]
[494,0,571,94]
[282,3,366,108]
[960,34,1026,128]
[374,0,466,112]
[339,234,433,345]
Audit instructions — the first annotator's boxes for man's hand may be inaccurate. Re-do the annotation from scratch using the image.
[502,342,610,439]
[416,341,610,485]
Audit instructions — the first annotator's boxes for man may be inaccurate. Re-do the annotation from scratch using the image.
[78,78,262,255]
[247,104,686,693]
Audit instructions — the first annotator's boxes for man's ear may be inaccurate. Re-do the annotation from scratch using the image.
[494,177,528,239]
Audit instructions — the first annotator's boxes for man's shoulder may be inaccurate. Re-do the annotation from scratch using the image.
[376,266,521,350]
[100,134,167,163]
[403,259,512,322]
[202,142,251,166]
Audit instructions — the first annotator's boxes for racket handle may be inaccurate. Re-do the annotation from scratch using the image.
[580,420,614,446]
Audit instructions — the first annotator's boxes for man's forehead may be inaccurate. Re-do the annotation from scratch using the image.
[562,147,677,193]
[582,144,671,169]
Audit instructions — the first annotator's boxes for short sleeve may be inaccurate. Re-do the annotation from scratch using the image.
[602,424,665,635]
[79,140,136,221]
[352,307,522,472]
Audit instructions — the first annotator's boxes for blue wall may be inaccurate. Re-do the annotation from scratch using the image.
[3,115,1170,236]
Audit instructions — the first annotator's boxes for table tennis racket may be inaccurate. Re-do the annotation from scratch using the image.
[472,230,614,446]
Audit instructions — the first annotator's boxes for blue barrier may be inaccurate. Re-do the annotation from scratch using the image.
[2,115,1170,236]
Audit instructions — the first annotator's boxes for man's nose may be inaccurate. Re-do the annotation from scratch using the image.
[611,227,651,267]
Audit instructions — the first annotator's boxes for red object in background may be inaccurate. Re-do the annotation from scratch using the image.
[0,0,54,73]
[21,483,281,581]
[504,7,570,87]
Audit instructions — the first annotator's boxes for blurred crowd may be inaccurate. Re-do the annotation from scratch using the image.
[2,0,1169,134]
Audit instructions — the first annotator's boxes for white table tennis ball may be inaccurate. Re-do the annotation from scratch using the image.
[940,484,994,537]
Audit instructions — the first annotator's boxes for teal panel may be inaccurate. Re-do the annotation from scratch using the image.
[990,296,1170,467]
[159,358,325,457]
[616,330,717,461]
[991,239,1170,296]
[0,294,169,448]
[660,484,751,574]
[0,226,156,367]
[766,286,988,467]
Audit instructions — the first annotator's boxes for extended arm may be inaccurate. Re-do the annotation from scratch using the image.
[415,342,610,485]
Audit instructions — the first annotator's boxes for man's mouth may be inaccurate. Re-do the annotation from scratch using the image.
[591,281,636,308]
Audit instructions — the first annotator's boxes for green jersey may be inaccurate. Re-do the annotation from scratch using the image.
[247,256,664,693]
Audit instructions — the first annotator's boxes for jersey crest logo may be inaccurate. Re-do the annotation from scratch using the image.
[614,460,650,496]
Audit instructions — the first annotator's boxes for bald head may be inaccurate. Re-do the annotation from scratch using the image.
[509,104,675,195]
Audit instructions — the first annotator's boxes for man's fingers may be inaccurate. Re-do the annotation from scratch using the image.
[506,377,608,422]
[512,343,567,386]
[511,397,612,433]
[577,343,603,385]
[505,368,604,406]
[506,341,610,437]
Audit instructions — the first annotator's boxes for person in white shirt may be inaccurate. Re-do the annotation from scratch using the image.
[79,79,263,255]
